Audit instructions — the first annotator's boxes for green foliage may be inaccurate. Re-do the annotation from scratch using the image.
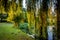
[19,23,29,33]
[19,22,35,35]
[13,13,24,23]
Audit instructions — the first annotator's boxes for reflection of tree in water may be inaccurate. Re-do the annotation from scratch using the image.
[47,26,53,40]
[47,0,57,40]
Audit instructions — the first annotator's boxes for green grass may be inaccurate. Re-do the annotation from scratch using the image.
[0,23,34,40]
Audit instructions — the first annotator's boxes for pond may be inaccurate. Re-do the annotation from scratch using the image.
[47,25,55,40]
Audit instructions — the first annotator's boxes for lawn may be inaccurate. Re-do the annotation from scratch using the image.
[0,23,34,40]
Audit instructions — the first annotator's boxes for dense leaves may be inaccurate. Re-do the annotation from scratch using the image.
[0,0,57,40]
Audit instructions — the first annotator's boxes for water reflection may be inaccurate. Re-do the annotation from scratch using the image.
[47,25,53,40]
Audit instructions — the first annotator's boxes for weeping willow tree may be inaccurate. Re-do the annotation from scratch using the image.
[0,0,7,22]
[34,0,42,39]
[0,0,6,13]
[39,0,48,40]
[27,0,48,40]
[7,0,23,28]
[0,0,57,40]
[27,0,36,34]
[47,0,57,40]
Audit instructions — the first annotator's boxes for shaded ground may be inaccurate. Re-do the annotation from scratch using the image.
[0,23,34,40]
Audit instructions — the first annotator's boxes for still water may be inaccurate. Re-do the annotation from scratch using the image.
[47,25,55,40]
